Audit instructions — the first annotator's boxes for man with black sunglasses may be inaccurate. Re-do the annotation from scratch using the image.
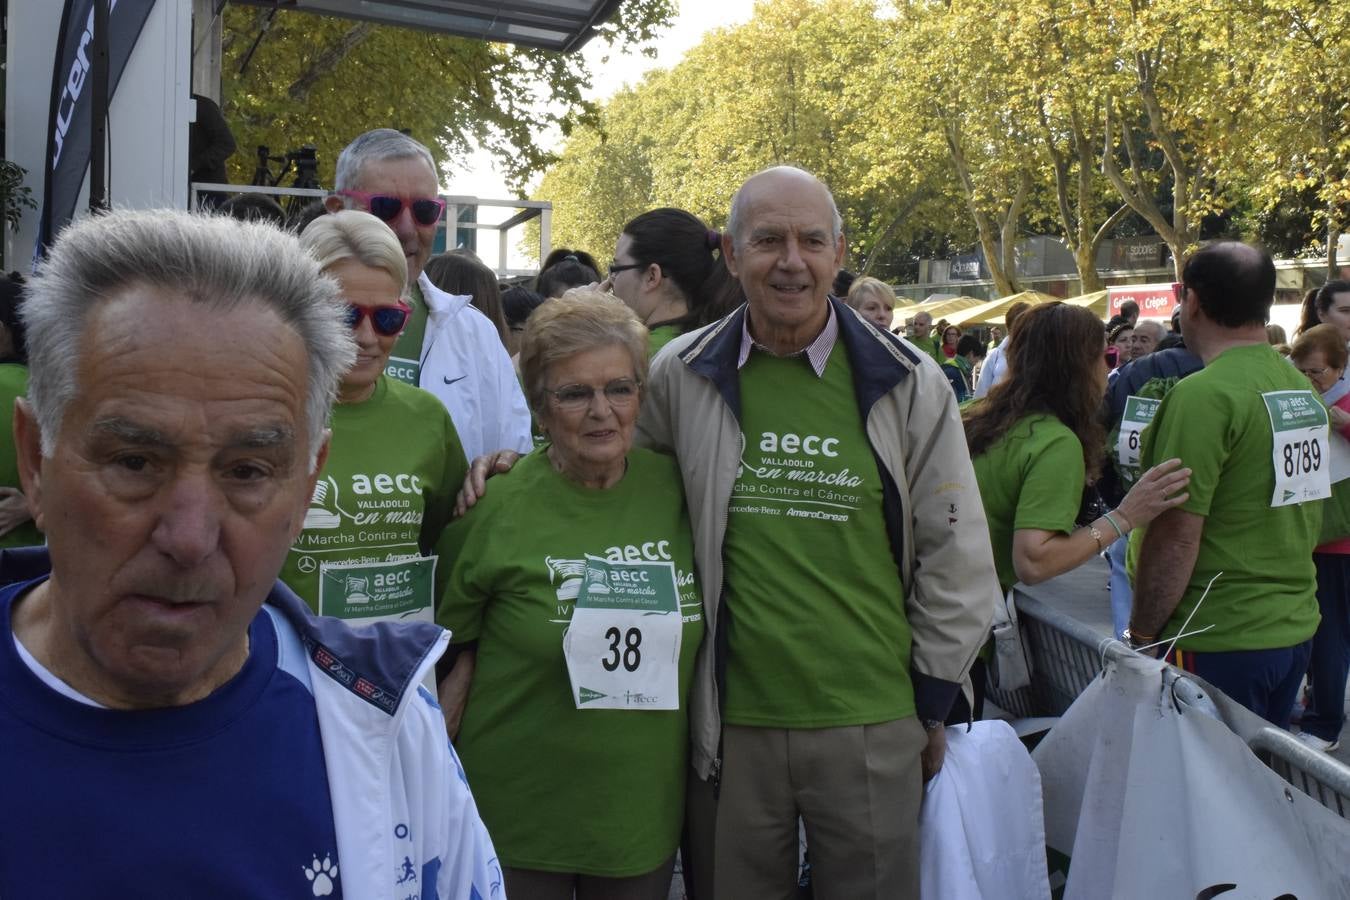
[327,129,532,463]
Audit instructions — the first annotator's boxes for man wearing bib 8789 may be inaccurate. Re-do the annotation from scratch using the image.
[1130,242,1324,728]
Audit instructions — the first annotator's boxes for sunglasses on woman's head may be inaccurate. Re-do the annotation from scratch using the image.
[345,301,412,336]
[338,190,445,227]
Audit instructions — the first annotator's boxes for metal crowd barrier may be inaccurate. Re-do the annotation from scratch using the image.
[988,590,1350,822]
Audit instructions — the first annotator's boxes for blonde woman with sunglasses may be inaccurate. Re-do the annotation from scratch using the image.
[275,210,467,623]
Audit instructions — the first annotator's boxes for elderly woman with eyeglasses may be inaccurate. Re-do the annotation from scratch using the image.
[436,287,704,900]
[1289,325,1350,753]
[275,210,466,622]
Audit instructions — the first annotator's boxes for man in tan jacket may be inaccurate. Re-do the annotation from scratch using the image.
[639,166,998,899]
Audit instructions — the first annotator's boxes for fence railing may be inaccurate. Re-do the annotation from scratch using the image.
[189,183,551,279]
[989,590,1350,822]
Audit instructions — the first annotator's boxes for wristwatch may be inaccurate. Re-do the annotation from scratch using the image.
[921,718,944,731]
[1121,627,1156,650]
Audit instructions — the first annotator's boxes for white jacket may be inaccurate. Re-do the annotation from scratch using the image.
[265,585,504,900]
[973,336,1010,399]
[417,272,532,461]
[0,546,504,900]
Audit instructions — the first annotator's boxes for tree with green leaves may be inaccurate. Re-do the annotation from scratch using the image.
[220,2,674,190]
[534,0,966,279]
[1225,0,1350,274]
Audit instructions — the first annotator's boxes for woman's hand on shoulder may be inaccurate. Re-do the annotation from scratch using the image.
[1117,458,1191,530]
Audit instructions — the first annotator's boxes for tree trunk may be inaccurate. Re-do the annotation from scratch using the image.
[942,116,1021,295]
[1328,215,1341,280]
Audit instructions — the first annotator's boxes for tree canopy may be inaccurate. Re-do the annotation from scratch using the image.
[219,1,674,190]
[534,0,1349,281]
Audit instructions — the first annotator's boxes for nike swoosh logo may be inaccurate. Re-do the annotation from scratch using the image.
[443,375,467,385]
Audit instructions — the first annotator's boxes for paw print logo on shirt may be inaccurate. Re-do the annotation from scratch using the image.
[304,854,339,896]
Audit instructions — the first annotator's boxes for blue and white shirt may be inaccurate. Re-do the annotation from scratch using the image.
[0,577,344,899]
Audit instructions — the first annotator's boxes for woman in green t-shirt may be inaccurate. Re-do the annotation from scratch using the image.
[0,273,40,549]
[437,289,704,898]
[277,211,465,619]
[604,208,742,357]
[964,303,1191,620]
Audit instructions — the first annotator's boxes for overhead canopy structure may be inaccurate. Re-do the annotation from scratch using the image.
[232,0,624,52]
[1064,290,1109,319]
[901,296,986,321]
[944,291,1061,327]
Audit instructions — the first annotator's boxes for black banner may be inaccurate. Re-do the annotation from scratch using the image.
[38,0,158,259]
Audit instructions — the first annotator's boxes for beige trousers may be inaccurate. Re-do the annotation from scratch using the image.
[703,718,928,900]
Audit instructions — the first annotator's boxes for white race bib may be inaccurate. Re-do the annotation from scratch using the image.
[1262,390,1331,507]
[1117,395,1161,476]
[562,556,683,710]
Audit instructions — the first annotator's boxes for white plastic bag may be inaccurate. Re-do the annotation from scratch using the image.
[1034,653,1350,899]
[919,720,1051,900]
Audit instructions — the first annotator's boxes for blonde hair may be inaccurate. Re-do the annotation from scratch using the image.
[521,287,649,419]
[300,210,409,296]
[845,276,897,311]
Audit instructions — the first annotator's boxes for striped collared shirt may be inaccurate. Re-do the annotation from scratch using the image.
[736,301,838,377]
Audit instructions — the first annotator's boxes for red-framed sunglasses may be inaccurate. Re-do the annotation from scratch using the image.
[345,300,412,336]
[338,190,446,226]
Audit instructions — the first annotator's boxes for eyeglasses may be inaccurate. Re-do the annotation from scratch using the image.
[1298,366,1330,379]
[608,262,645,275]
[544,378,641,412]
[345,301,412,336]
[338,190,445,226]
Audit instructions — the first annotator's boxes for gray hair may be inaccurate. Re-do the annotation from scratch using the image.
[23,209,355,469]
[519,287,649,422]
[333,129,437,195]
[300,210,410,298]
[726,166,844,248]
[1134,319,1167,341]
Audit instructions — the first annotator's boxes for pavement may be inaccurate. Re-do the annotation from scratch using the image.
[1021,554,1350,768]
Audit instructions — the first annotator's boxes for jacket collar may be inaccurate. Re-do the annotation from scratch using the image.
[416,272,470,324]
[0,547,444,719]
[681,297,921,420]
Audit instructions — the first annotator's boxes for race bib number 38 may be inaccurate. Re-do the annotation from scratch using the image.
[562,556,683,711]
[1262,390,1331,507]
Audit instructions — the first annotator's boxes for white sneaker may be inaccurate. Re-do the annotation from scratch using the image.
[1295,731,1341,753]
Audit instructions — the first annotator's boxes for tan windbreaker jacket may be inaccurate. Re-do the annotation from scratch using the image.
[637,298,1000,781]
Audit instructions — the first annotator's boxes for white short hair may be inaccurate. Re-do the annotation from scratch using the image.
[23,209,355,469]
[333,129,437,195]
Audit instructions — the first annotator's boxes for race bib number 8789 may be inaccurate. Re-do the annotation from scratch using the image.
[1262,390,1330,507]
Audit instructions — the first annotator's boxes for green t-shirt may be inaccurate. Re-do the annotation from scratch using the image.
[647,324,680,358]
[1133,343,1322,652]
[920,334,943,363]
[971,414,1084,594]
[385,282,428,385]
[721,345,914,728]
[0,364,41,549]
[436,448,704,877]
[279,375,464,617]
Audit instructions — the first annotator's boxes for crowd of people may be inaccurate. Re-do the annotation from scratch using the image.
[0,128,1346,898]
